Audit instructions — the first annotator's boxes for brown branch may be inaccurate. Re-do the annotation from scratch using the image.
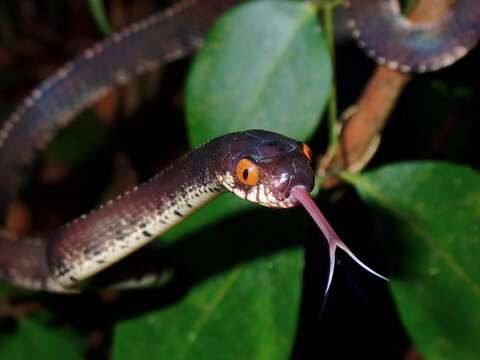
[319,0,454,183]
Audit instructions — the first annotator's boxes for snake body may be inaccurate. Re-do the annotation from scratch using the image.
[344,0,480,72]
[0,0,479,292]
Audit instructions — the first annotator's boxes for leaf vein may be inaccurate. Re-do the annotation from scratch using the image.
[178,267,243,359]
[231,7,314,126]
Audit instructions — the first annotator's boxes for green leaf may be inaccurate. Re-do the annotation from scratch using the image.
[113,194,308,359]
[186,0,332,146]
[0,315,84,359]
[0,283,12,296]
[346,162,480,360]
[87,0,112,35]
[113,249,302,360]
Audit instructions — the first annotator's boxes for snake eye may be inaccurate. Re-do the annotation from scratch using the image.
[236,158,259,186]
[303,143,312,161]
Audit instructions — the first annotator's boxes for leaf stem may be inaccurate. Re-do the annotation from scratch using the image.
[87,0,113,35]
[319,0,342,155]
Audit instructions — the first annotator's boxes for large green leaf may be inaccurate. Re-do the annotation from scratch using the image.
[113,194,307,359]
[113,249,302,360]
[0,315,84,359]
[186,0,331,146]
[346,162,480,360]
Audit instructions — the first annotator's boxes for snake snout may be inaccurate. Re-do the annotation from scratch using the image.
[284,160,315,195]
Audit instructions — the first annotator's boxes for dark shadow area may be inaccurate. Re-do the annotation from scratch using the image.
[292,189,410,359]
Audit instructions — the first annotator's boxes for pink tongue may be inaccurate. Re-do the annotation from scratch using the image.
[291,187,388,295]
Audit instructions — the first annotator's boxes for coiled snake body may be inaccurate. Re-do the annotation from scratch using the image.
[0,0,478,293]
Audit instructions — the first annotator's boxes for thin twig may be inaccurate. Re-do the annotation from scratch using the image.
[322,1,340,155]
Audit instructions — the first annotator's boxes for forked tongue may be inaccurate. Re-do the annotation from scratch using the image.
[291,187,388,295]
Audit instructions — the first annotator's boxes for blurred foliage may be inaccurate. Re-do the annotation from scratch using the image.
[0,315,84,360]
[0,0,479,359]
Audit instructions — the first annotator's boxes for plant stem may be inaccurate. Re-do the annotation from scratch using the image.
[321,0,342,155]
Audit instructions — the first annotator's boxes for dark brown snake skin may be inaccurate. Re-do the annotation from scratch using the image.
[0,0,479,292]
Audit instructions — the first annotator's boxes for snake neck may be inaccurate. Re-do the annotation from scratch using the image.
[46,141,227,289]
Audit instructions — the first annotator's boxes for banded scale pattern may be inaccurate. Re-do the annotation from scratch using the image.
[48,141,226,288]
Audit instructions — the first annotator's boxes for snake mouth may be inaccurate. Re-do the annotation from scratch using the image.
[285,185,310,205]
[233,184,299,209]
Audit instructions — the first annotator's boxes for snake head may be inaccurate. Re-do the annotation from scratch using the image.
[218,130,315,208]
[215,130,387,296]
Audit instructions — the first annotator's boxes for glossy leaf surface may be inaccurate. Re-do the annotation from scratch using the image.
[348,162,480,360]
[186,0,331,146]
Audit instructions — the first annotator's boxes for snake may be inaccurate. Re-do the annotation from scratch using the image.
[0,0,478,293]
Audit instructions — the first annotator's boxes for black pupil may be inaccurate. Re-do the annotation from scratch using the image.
[242,168,249,180]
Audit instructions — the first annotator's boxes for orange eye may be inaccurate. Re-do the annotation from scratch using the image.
[236,158,259,186]
[303,143,313,161]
